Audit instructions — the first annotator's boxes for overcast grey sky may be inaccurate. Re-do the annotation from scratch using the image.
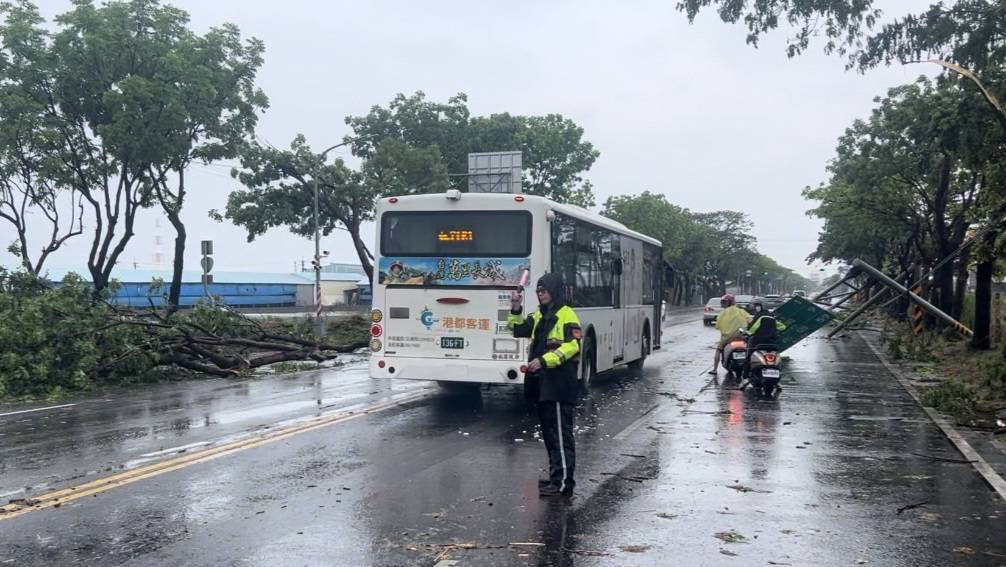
[4,0,931,278]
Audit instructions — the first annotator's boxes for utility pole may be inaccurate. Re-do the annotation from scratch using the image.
[311,136,371,338]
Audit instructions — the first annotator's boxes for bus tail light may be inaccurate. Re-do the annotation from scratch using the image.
[371,324,383,337]
[370,339,382,352]
[371,309,383,322]
[514,195,525,202]
[388,197,398,204]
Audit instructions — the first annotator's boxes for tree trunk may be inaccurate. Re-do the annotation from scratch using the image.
[346,217,374,282]
[972,260,993,350]
[166,209,186,314]
[951,251,969,322]
[932,154,955,318]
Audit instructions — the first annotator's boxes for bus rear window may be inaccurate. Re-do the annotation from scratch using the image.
[381,211,532,257]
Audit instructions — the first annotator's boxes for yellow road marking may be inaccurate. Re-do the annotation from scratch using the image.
[1,390,431,521]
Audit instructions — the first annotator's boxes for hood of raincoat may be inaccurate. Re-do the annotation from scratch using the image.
[536,272,566,312]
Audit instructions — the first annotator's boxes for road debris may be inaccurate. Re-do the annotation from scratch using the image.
[714,530,747,544]
[896,501,930,515]
[726,484,772,494]
[619,545,651,553]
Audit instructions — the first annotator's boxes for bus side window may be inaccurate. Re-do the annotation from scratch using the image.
[552,214,578,303]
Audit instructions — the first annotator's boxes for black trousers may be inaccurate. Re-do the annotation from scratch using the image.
[538,400,576,491]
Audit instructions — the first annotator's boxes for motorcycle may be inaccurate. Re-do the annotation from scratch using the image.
[720,336,749,378]
[738,329,782,398]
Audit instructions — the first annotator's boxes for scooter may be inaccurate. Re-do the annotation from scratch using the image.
[720,336,749,377]
[738,330,782,398]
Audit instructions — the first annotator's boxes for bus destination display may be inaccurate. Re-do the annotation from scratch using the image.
[437,230,474,242]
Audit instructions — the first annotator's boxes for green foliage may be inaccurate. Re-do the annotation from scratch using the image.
[921,379,978,417]
[675,0,1004,74]
[0,0,266,294]
[602,191,811,300]
[345,91,600,204]
[0,269,152,398]
[324,314,370,349]
[221,91,600,278]
[806,76,1002,269]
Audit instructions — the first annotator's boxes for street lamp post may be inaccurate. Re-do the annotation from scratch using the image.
[311,138,362,338]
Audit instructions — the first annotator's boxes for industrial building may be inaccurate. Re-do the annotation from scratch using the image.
[42,267,371,309]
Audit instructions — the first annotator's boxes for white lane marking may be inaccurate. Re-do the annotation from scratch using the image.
[0,403,76,418]
[613,404,661,441]
[863,334,1006,502]
[556,402,568,492]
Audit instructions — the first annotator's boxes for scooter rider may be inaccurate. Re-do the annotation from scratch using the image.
[742,301,787,378]
[711,294,752,375]
[508,272,582,498]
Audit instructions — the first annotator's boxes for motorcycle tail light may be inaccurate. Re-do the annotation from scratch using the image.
[704,307,712,313]
[764,353,777,364]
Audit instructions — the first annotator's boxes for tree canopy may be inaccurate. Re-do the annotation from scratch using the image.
[603,191,811,303]
[219,92,601,279]
[0,0,267,306]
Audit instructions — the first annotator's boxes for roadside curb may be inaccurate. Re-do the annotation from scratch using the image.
[860,331,1006,502]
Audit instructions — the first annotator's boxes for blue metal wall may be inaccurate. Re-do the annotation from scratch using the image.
[112,282,299,308]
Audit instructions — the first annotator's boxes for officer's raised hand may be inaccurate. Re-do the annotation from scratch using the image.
[510,290,523,313]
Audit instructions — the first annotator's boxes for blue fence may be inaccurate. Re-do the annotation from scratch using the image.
[112,282,298,308]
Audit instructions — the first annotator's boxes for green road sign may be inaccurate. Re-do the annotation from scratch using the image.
[772,296,834,352]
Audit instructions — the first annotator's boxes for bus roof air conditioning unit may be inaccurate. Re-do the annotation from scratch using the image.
[467,151,522,194]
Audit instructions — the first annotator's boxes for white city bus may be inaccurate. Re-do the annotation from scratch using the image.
[368,190,663,388]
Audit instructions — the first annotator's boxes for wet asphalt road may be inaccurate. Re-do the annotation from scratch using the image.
[1,314,1004,566]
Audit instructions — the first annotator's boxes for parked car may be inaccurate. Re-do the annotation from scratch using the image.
[703,297,722,325]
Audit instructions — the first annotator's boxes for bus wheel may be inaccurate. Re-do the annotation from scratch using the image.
[580,335,597,390]
[629,326,649,372]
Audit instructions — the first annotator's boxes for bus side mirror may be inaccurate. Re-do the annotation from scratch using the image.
[613,259,623,275]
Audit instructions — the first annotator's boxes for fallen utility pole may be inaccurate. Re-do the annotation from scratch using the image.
[852,260,972,337]
[825,260,973,339]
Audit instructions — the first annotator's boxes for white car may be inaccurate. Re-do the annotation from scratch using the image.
[703,297,722,326]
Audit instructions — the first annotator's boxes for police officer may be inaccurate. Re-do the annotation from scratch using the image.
[509,272,582,497]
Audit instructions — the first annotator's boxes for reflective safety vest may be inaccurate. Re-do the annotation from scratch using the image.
[507,305,582,369]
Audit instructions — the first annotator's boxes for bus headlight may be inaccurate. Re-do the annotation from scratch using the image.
[370,339,382,352]
[493,338,518,353]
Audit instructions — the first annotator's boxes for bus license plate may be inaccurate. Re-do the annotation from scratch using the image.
[441,337,465,349]
[762,369,780,378]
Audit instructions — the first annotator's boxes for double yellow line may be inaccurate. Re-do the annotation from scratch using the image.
[1,390,430,521]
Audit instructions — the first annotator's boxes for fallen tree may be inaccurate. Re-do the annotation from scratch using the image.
[0,269,367,397]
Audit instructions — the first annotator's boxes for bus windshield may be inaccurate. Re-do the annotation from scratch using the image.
[380,211,532,257]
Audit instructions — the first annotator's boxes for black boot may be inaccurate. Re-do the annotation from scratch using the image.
[539,483,573,497]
